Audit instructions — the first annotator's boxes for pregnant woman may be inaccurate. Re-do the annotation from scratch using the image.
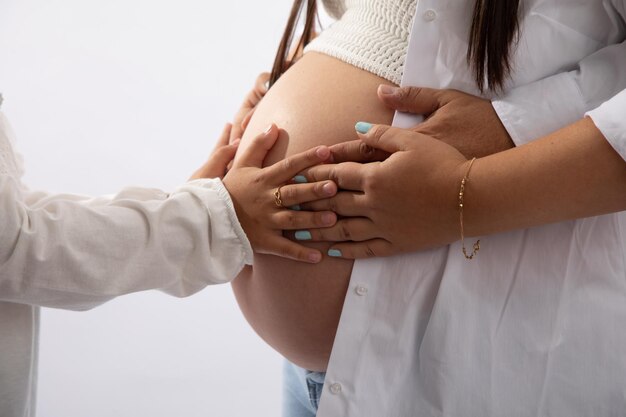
[232,0,626,415]
[232,0,407,372]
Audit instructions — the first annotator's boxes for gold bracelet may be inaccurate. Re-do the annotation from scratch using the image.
[459,157,480,260]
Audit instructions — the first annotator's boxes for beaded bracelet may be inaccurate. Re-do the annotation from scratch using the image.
[459,157,480,260]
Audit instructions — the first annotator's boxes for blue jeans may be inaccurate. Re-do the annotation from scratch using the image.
[282,360,327,417]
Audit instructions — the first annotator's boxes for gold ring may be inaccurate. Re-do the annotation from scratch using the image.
[274,186,284,208]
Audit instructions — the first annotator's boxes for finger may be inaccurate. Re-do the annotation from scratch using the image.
[377,85,442,116]
[277,181,337,207]
[229,125,243,144]
[355,122,423,153]
[256,72,271,95]
[264,145,332,183]
[271,209,337,231]
[328,140,389,163]
[326,239,394,259]
[189,141,240,180]
[233,124,278,168]
[302,218,378,242]
[214,123,233,150]
[299,192,368,217]
[262,236,323,264]
[243,72,270,109]
[207,142,240,178]
[302,162,367,191]
[241,107,256,131]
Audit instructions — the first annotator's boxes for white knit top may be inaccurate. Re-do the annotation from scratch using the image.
[305,0,417,85]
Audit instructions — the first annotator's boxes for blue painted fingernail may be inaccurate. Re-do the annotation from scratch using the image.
[293,175,308,184]
[328,249,343,257]
[295,231,312,241]
[290,204,301,211]
[355,122,373,134]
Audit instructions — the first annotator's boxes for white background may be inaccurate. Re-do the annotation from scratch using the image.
[0,1,330,416]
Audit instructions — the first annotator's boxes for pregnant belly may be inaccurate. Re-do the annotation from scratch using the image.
[232,52,395,371]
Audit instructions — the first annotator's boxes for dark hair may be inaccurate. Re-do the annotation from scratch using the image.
[269,0,318,87]
[468,0,521,92]
[270,0,521,92]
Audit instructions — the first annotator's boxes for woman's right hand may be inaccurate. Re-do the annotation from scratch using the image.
[298,123,468,259]
[222,124,338,263]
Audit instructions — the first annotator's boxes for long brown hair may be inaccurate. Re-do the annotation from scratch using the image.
[270,0,521,92]
[468,0,521,91]
[269,0,318,87]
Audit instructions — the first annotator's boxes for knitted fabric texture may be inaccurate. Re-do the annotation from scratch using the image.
[306,0,417,85]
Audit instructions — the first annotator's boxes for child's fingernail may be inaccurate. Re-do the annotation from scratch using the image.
[328,249,343,257]
[308,252,322,263]
[323,182,335,195]
[378,85,400,96]
[355,122,373,134]
[316,146,330,159]
[295,231,312,241]
[290,204,301,211]
[293,175,308,184]
[264,124,273,135]
[322,213,335,225]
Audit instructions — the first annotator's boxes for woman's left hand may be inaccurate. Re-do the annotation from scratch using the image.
[229,72,270,143]
[298,123,469,259]
[190,123,241,180]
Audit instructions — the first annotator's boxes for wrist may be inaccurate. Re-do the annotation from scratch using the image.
[457,158,481,259]
[436,157,472,247]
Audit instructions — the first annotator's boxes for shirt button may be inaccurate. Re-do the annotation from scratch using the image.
[355,285,368,296]
[329,383,343,395]
[423,9,437,22]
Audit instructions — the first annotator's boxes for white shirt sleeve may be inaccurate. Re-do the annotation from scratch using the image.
[492,40,626,146]
[0,174,253,311]
[586,88,626,162]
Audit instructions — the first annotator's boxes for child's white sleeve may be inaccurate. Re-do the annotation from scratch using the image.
[0,174,253,311]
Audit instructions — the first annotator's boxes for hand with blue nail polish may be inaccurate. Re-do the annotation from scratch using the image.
[223,124,341,263]
[297,121,467,259]
[355,122,373,134]
[295,230,312,241]
[327,249,343,257]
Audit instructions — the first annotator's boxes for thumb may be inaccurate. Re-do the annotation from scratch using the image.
[232,124,279,168]
[377,85,442,116]
[354,122,417,153]
[209,142,239,177]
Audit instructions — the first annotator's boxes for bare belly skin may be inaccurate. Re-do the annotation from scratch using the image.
[232,52,395,372]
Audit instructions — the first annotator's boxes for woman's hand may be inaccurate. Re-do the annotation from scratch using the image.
[298,123,468,259]
[229,72,270,143]
[190,123,240,180]
[378,85,515,158]
[223,124,338,263]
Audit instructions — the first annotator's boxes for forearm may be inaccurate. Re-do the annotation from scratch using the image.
[0,177,251,310]
[493,39,626,146]
[466,117,626,237]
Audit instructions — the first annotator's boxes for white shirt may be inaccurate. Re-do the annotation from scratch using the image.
[0,101,253,417]
[587,88,626,162]
[318,1,626,416]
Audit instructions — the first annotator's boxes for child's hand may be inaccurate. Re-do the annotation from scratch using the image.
[190,123,239,180]
[223,124,337,263]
